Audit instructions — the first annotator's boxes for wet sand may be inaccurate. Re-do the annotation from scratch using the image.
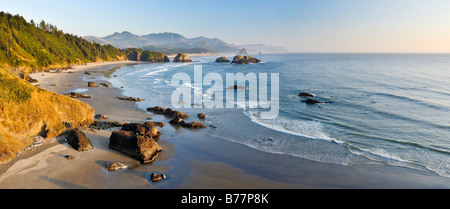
[1,61,450,189]
[0,61,307,189]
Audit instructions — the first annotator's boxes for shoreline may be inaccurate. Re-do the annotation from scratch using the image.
[2,60,450,189]
[0,61,309,189]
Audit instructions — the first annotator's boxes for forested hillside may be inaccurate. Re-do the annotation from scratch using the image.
[0,12,126,73]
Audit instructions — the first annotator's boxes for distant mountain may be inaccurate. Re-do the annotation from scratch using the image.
[95,31,153,49]
[239,44,289,54]
[85,32,288,54]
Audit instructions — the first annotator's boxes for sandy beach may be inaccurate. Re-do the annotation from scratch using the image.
[0,61,307,189]
[1,61,450,189]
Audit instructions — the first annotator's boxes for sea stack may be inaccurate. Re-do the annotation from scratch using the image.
[239,48,248,55]
[215,57,230,63]
[231,55,261,64]
[173,53,193,62]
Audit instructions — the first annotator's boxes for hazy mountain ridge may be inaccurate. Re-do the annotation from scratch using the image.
[85,31,288,54]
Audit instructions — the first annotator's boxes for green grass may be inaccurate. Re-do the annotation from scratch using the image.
[0,67,35,104]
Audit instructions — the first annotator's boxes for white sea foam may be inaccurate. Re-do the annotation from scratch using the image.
[140,68,169,77]
[245,110,343,144]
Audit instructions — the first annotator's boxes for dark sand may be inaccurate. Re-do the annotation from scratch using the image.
[1,61,450,189]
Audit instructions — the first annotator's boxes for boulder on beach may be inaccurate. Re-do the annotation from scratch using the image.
[231,55,261,64]
[150,173,166,182]
[164,108,190,119]
[65,155,75,160]
[215,57,230,63]
[116,96,143,102]
[169,117,206,129]
[66,129,93,152]
[146,106,166,114]
[90,121,124,130]
[94,114,108,120]
[109,125,163,163]
[173,53,193,63]
[183,121,207,129]
[105,162,128,171]
[88,82,97,87]
[100,83,111,88]
[147,106,190,119]
[144,121,165,128]
[65,92,91,98]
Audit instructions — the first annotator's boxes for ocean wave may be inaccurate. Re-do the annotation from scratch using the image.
[245,110,344,144]
[139,68,169,77]
[347,146,450,178]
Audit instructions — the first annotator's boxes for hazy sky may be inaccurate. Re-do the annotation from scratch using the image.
[2,0,450,53]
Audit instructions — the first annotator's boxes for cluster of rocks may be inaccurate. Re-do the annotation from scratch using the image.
[88,82,111,88]
[65,92,91,98]
[215,55,262,65]
[231,55,262,64]
[150,173,166,182]
[169,117,207,129]
[116,96,143,102]
[147,106,207,129]
[147,106,190,119]
[90,120,123,130]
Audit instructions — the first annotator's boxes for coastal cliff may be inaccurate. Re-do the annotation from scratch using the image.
[0,67,94,163]
[0,13,106,163]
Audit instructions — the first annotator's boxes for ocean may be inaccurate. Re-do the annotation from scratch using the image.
[105,53,450,178]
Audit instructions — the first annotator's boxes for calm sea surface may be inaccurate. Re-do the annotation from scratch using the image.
[106,53,450,178]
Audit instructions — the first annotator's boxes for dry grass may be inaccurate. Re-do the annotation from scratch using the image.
[0,67,94,163]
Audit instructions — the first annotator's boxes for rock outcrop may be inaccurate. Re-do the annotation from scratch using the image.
[66,129,93,152]
[105,162,128,171]
[88,82,97,87]
[215,57,230,63]
[301,99,334,104]
[65,92,91,98]
[146,106,190,119]
[173,53,193,63]
[90,121,124,130]
[198,113,206,119]
[298,92,315,97]
[239,48,248,55]
[94,114,108,120]
[169,117,206,129]
[231,55,261,64]
[116,96,143,102]
[150,173,166,182]
[109,122,163,163]
[100,83,111,88]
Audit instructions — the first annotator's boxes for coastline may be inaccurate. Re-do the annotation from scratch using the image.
[1,60,450,189]
[0,61,308,189]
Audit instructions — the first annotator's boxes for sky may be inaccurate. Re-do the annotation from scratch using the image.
[2,0,450,53]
